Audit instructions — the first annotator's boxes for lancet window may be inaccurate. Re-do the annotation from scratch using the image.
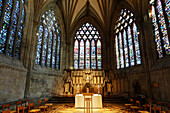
[35,9,61,69]
[150,0,170,58]
[114,9,141,69]
[0,0,25,59]
[74,23,102,69]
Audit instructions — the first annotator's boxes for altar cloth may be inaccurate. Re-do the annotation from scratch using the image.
[75,94,102,109]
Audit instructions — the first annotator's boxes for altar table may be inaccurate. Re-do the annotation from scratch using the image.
[75,94,102,109]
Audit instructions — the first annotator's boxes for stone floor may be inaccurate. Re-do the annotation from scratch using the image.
[49,103,127,113]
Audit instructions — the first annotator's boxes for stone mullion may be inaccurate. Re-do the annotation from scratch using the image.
[126,27,131,67]
[84,39,86,69]
[46,29,50,67]
[121,28,126,68]
[0,0,7,29]
[90,40,92,69]
[95,39,97,69]
[131,22,137,66]
[12,1,22,57]
[40,24,45,66]
[55,32,59,69]
[117,33,120,69]
[78,39,80,69]
[4,0,16,55]
[58,34,61,69]
[51,31,54,68]
[100,38,102,69]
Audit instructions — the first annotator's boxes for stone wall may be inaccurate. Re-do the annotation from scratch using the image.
[0,55,27,104]
[26,65,64,98]
[150,68,170,102]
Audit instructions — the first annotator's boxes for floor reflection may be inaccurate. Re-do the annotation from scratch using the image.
[50,103,126,113]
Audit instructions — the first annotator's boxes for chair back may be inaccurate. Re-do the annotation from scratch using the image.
[17,106,24,113]
[147,99,153,106]
[25,99,29,107]
[44,98,48,105]
[156,102,162,109]
[16,101,22,111]
[38,100,42,107]
[2,104,10,111]
[28,103,34,112]
[2,110,10,113]
[145,104,151,113]
[130,99,134,105]
[155,106,161,113]
[136,101,140,108]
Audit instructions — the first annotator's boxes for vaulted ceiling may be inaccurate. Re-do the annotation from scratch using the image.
[33,0,140,35]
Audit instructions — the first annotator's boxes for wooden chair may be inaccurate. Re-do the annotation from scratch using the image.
[2,110,10,113]
[24,99,29,112]
[154,106,161,113]
[2,104,11,113]
[25,99,29,108]
[44,98,53,111]
[125,98,134,112]
[130,100,141,113]
[17,106,24,113]
[28,103,41,113]
[9,101,22,113]
[156,102,162,110]
[144,104,151,113]
[165,110,170,113]
[38,100,48,113]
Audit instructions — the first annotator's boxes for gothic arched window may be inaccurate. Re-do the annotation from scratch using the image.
[74,23,102,69]
[0,0,25,59]
[114,9,141,69]
[35,9,61,69]
[150,0,170,58]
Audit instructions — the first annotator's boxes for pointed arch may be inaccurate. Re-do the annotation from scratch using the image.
[114,9,141,69]
[73,23,102,69]
[150,0,170,58]
[0,0,25,59]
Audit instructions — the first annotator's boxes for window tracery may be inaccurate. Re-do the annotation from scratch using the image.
[74,23,102,69]
[35,10,61,69]
[150,0,170,58]
[114,9,141,69]
[0,0,25,59]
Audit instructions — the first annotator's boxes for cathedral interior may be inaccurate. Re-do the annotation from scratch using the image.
[0,0,170,112]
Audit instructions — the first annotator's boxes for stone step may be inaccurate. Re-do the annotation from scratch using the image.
[48,96,128,104]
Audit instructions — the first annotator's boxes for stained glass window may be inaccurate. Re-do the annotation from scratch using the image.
[86,40,90,69]
[35,9,61,69]
[128,26,135,66]
[115,35,120,69]
[35,25,43,64]
[133,23,141,64]
[52,34,57,68]
[0,0,13,53]
[47,31,53,67]
[74,40,79,69]
[79,40,84,69]
[0,0,3,17]
[97,40,101,69]
[0,0,25,59]
[123,30,129,67]
[91,40,96,69]
[150,0,170,58]
[7,1,20,56]
[114,9,141,69]
[15,8,25,59]
[74,23,102,69]
[42,28,48,66]
[164,0,170,26]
